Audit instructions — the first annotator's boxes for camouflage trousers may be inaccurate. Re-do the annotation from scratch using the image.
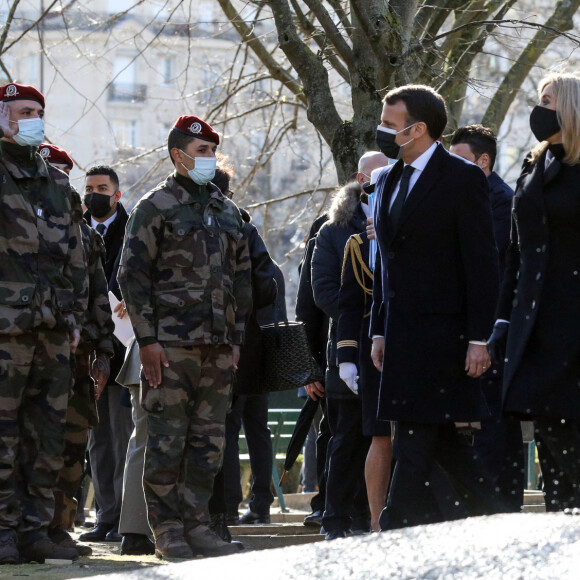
[50,347,98,531]
[0,329,71,540]
[142,344,233,537]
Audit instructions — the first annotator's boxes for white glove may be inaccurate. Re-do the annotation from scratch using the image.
[339,362,359,395]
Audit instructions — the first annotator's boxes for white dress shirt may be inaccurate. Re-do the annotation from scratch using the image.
[91,211,118,236]
[388,142,438,211]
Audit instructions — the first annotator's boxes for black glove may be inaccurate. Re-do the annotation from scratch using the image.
[486,321,509,365]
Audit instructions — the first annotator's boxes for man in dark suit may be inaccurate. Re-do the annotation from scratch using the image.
[450,125,525,512]
[79,166,133,543]
[370,85,505,530]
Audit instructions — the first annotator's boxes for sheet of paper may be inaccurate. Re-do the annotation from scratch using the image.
[108,291,135,348]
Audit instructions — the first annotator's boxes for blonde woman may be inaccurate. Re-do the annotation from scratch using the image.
[488,73,580,511]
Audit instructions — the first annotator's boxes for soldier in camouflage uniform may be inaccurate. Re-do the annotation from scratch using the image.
[0,84,88,564]
[118,115,252,560]
[38,145,115,557]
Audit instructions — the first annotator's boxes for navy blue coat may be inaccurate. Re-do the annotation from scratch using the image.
[487,171,514,280]
[312,184,367,398]
[370,144,499,423]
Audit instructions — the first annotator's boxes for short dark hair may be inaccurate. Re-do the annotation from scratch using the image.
[85,165,119,190]
[451,124,497,170]
[167,128,198,165]
[383,85,447,140]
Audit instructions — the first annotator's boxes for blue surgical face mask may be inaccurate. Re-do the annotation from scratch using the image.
[11,118,45,147]
[180,150,217,185]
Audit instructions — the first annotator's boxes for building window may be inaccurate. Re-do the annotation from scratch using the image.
[28,55,38,83]
[199,1,215,27]
[113,119,139,150]
[162,57,174,86]
[109,55,147,103]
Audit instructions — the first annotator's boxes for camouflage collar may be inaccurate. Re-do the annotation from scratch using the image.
[167,174,225,206]
[208,185,226,205]
[0,147,50,181]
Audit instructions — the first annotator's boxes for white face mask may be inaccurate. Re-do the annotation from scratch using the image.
[11,118,45,147]
[180,150,217,185]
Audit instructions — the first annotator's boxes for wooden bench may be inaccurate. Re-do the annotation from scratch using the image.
[239,408,302,512]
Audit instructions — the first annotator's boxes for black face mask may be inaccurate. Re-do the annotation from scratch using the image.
[529,105,561,142]
[85,193,113,219]
[376,126,401,159]
[376,123,416,160]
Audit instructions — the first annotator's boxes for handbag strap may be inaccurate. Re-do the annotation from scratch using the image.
[272,303,289,348]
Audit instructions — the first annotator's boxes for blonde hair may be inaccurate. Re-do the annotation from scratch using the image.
[530,72,580,165]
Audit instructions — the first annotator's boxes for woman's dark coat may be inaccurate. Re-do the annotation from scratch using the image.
[235,209,280,395]
[498,151,580,419]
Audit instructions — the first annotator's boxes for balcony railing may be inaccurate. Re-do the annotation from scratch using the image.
[108,83,147,103]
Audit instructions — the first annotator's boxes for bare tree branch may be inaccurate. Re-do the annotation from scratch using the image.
[483,0,580,131]
[216,0,306,104]
[301,0,355,70]
[245,186,336,208]
[289,0,350,82]
[0,0,23,55]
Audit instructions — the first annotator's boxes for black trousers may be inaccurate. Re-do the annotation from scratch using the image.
[310,398,330,513]
[380,421,509,530]
[474,376,525,512]
[222,394,273,515]
[322,397,371,533]
[534,418,580,511]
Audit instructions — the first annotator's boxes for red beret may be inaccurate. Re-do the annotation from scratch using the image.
[0,83,45,109]
[38,143,74,170]
[173,115,219,145]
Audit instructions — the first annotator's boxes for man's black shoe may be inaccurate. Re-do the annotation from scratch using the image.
[120,533,155,555]
[325,530,347,541]
[303,509,323,527]
[224,512,239,526]
[78,522,115,542]
[209,514,231,543]
[105,524,122,542]
[238,509,270,524]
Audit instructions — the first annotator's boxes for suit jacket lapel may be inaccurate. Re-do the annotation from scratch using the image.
[396,144,445,233]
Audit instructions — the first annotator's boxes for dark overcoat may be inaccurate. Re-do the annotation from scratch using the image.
[312,183,367,399]
[370,144,499,423]
[235,209,279,395]
[296,224,329,375]
[85,202,129,383]
[498,151,580,419]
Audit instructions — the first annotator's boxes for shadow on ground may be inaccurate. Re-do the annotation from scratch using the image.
[1,534,166,579]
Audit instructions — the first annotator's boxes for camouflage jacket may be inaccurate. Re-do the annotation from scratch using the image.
[0,145,88,335]
[79,221,115,356]
[118,174,252,346]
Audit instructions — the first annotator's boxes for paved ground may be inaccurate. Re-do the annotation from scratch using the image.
[83,513,580,580]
